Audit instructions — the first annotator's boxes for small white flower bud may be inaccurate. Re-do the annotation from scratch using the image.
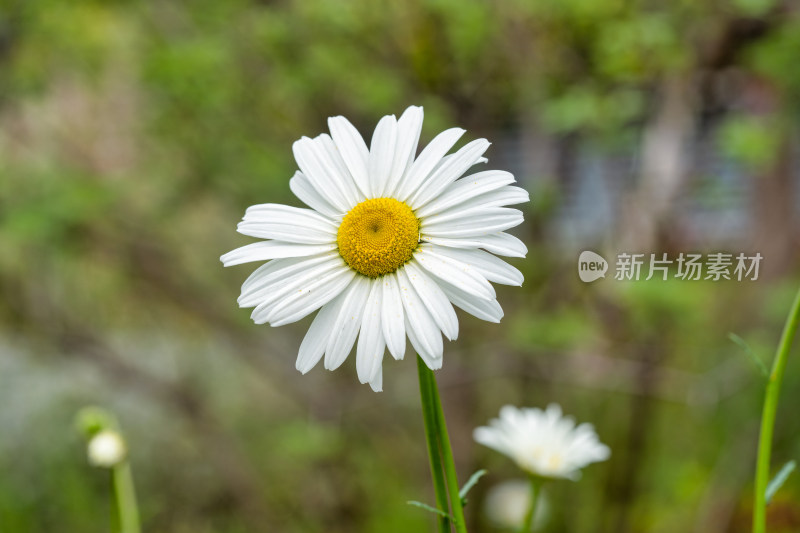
[87,430,127,468]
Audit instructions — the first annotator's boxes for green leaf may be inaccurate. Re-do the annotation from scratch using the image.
[458,469,487,506]
[728,333,768,377]
[766,460,796,504]
[406,501,454,521]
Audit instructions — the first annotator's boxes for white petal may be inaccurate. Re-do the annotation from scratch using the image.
[421,186,528,220]
[413,245,495,301]
[406,316,443,370]
[415,170,515,218]
[422,204,523,227]
[289,171,342,219]
[328,115,371,197]
[421,207,523,239]
[473,426,509,454]
[423,232,528,258]
[407,138,491,209]
[246,258,342,316]
[369,366,383,392]
[240,262,277,295]
[240,253,331,292]
[396,267,443,363]
[396,128,465,202]
[242,203,337,228]
[479,233,528,257]
[438,153,488,170]
[314,134,363,207]
[403,261,459,341]
[356,280,385,383]
[221,241,336,267]
[296,298,342,374]
[441,186,529,211]
[429,246,523,286]
[381,273,406,361]
[293,136,352,212]
[384,106,423,197]
[238,204,337,244]
[257,265,355,326]
[368,115,397,198]
[439,280,504,323]
[238,253,341,308]
[325,276,371,370]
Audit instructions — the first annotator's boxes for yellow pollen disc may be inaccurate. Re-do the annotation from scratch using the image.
[337,198,420,278]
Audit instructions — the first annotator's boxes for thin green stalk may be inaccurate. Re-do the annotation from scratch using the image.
[753,286,800,533]
[418,357,451,533]
[427,365,468,533]
[520,478,542,533]
[112,461,141,533]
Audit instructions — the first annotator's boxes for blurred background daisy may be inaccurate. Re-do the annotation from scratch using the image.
[483,480,549,531]
[474,404,610,481]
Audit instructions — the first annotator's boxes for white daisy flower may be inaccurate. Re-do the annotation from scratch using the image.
[474,404,610,480]
[87,430,127,468]
[221,106,528,391]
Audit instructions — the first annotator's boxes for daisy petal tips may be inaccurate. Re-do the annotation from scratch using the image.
[221,106,528,390]
[474,404,610,480]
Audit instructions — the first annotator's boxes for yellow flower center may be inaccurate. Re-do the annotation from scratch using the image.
[337,198,420,278]
[545,454,563,471]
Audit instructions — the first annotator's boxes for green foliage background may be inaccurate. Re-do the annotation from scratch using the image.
[1,0,799,532]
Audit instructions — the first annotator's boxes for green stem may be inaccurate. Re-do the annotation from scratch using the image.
[426,362,469,533]
[418,357,451,533]
[753,286,800,533]
[112,461,141,533]
[520,478,542,533]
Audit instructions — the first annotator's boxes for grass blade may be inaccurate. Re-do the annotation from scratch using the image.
[406,500,454,521]
[765,460,796,504]
[728,332,768,377]
[459,469,487,505]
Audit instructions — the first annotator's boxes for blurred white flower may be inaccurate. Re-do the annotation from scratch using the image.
[87,430,127,468]
[222,106,528,391]
[474,404,610,480]
[484,479,548,531]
